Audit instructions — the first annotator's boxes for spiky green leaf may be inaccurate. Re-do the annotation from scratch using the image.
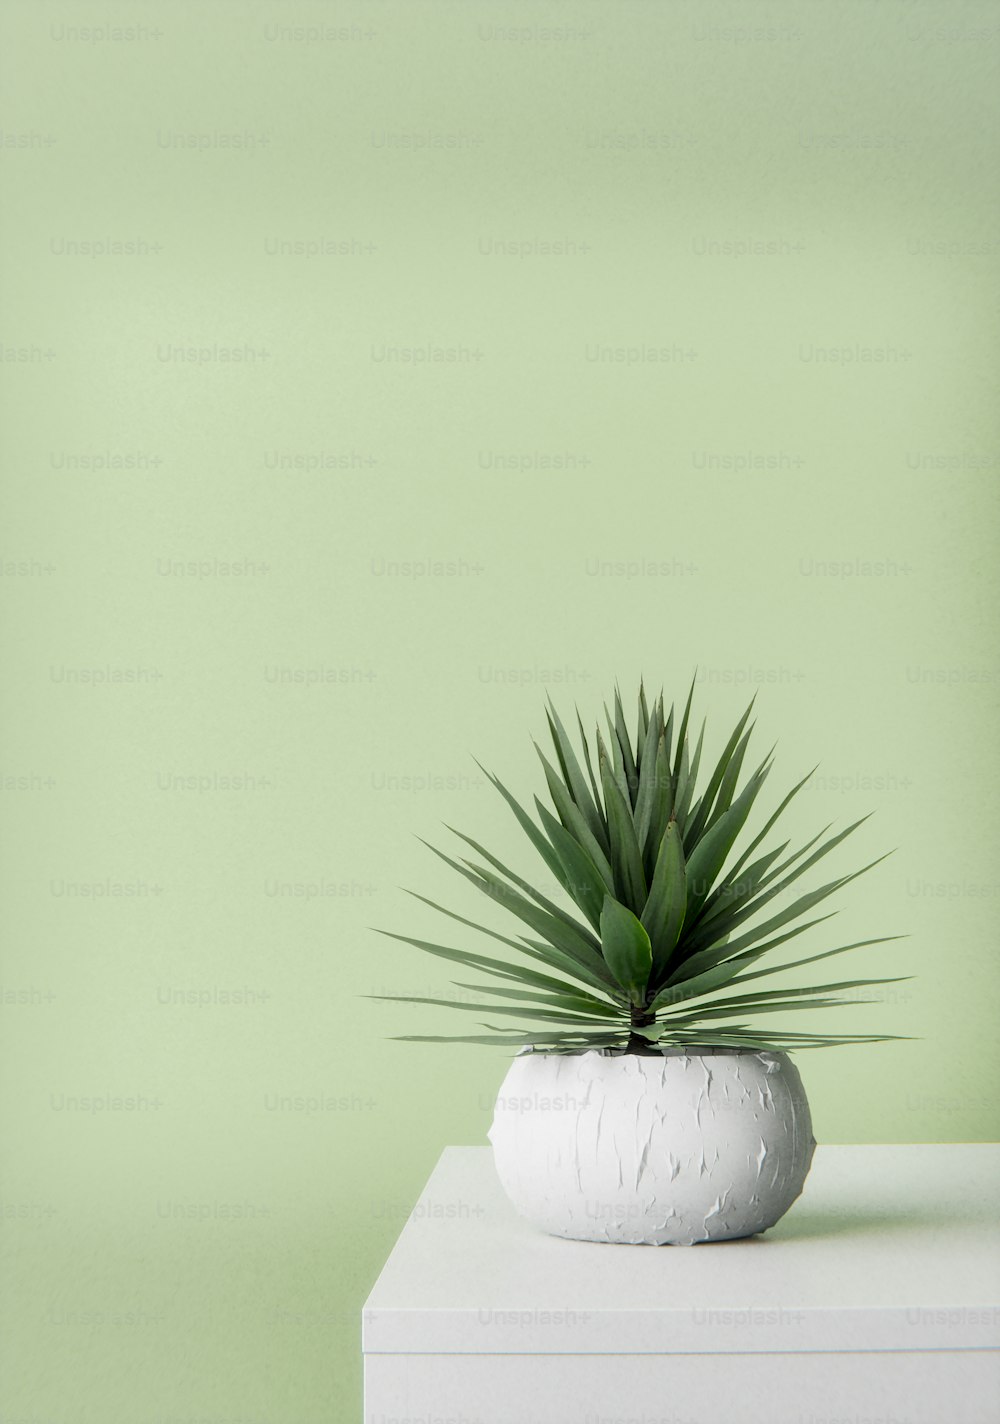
[673,718,705,831]
[544,697,608,850]
[632,700,667,850]
[368,994,618,1025]
[640,818,687,982]
[671,672,697,783]
[637,681,650,754]
[724,763,818,881]
[600,895,653,1002]
[376,925,605,998]
[691,841,788,932]
[535,800,613,930]
[535,745,612,866]
[576,708,608,839]
[475,760,568,889]
[599,753,647,908]
[613,684,640,805]
[423,837,600,953]
[598,718,630,805]
[719,934,909,993]
[639,727,674,882]
[683,696,756,849]
[682,761,771,921]
[663,913,837,989]
[451,980,625,1017]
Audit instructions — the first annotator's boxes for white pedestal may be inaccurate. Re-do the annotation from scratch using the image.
[362,1143,1000,1424]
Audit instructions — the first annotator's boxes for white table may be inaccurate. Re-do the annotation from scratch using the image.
[362,1143,1000,1424]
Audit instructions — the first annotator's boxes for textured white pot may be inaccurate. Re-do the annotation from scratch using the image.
[488,1047,816,1245]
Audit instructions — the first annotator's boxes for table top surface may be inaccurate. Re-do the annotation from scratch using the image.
[363,1143,1000,1355]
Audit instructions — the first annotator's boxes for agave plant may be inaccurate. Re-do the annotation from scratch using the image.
[371,679,910,1054]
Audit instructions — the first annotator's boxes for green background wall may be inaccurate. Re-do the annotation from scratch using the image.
[2,0,998,1418]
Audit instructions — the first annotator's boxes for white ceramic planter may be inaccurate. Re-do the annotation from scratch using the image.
[488,1047,816,1245]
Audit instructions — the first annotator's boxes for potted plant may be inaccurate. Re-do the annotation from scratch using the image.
[371,679,910,1245]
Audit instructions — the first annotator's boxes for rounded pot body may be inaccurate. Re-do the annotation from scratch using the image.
[488,1047,816,1245]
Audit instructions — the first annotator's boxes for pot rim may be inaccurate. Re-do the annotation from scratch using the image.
[517,1044,786,1059]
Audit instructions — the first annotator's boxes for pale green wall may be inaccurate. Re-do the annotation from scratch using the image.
[2,1,998,1419]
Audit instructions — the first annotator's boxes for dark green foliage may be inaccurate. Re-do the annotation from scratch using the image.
[370,678,911,1054]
